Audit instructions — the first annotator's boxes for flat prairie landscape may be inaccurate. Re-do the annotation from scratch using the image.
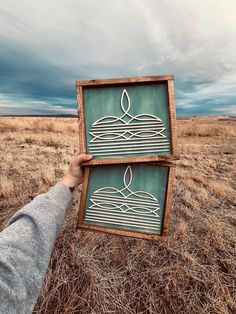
[0,117,235,314]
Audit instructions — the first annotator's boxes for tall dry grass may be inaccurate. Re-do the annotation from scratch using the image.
[0,117,235,314]
[0,177,14,198]
[0,117,78,134]
[178,119,236,137]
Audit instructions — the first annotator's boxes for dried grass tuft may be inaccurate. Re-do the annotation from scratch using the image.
[178,120,236,137]
[209,181,228,198]
[0,177,15,198]
[40,165,55,186]
[0,117,78,134]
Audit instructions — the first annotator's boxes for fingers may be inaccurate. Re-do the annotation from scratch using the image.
[73,153,93,166]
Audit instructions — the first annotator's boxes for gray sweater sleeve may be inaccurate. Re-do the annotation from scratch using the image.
[0,183,73,314]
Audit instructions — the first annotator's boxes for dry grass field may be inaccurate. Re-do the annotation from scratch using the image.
[0,117,235,314]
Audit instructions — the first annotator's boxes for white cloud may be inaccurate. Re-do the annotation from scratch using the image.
[0,94,76,115]
[176,72,236,114]
[1,0,235,75]
[214,105,236,115]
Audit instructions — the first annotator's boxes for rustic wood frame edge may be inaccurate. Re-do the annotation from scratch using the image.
[77,85,86,154]
[77,167,90,225]
[167,79,178,155]
[161,166,175,236]
[77,164,175,240]
[77,224,166,241]
[81,155,179,166]
[76,75,174,86]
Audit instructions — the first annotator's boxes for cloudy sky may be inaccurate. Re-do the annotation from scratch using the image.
[0,0,235,116]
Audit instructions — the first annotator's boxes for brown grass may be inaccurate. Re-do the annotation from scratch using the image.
[0,117,78,134]
[178,119,236,137]
[0,176,15,198]
[0,117,235,314]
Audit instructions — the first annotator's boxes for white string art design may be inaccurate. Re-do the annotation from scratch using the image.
[88,89,170,157]
[85,166,161,232]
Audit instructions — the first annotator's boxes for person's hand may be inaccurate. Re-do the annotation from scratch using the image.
[60,153,93,189]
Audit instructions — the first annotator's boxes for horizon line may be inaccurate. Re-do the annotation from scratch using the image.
[0,114,235,119]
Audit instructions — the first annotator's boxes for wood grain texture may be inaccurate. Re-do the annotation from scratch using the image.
[161,166,175,236]
[77,223,167,241]
[76,90,81,151]
[81,155,179,166]
[76,75,174,87]
[167,79,178,156]
[77,167,90,226]
[77,85,86,154]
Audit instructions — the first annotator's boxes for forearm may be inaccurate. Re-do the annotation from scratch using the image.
[0,183,72,314]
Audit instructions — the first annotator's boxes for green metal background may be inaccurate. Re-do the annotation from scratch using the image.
[83,83,171,159]
[84,164,168,235]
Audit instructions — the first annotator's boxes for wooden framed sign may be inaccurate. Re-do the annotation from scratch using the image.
[78,162,175,240]
[76,75,178,166]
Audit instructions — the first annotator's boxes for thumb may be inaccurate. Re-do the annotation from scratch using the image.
[73,153,93,166]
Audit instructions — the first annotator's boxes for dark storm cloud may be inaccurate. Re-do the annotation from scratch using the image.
[0,42,74,99]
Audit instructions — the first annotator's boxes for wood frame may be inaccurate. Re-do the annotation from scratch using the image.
[77,162,175,240]
[76,75,179,166]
